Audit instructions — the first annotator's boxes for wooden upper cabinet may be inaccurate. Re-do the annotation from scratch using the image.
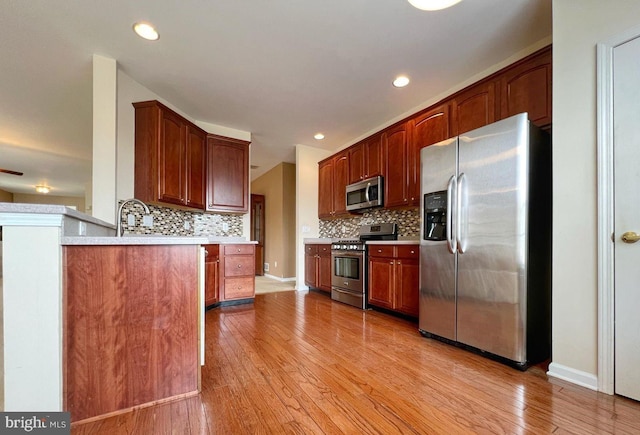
[383,122,412,208]
[185,125,207,209]
[206,135,250,213]
[159,110,186,206]
[134,100,206,210]
[452,81,497,136]
[318,151,350,218]
[349,135,383,184]
[318,158,334,218]
[413,103,451,150]
[409,103,452,206]
[333,152,349,215]
[500,46,552,129]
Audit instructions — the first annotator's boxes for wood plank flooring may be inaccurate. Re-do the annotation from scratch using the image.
[73,290,640,434]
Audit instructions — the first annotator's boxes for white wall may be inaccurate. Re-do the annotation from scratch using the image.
[92,55,117,223]
[551,0,640,382]
[295,144,331,290]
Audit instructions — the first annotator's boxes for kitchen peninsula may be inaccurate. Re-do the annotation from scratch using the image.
[0,203,249,423]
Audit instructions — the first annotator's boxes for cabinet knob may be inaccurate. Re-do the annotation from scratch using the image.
[237,248,241,252]
[204,250,209,256]
[237,264,242,268]
[390,261,394,265]
[398,260,402,265]
[378,249,382,253]
[410,250,415,254]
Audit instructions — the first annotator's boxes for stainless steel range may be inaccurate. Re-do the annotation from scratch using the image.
[331,223,397,309]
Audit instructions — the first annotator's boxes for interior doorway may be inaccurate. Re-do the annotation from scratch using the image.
[597,25,640,400]
[251,194,265,276]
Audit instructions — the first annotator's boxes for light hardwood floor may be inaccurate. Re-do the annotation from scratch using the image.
[73,290,640,434]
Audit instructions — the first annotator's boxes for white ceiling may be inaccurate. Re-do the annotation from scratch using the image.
[0,0,551,197]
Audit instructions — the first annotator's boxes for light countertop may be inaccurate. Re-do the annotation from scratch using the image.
[61,235,257,246]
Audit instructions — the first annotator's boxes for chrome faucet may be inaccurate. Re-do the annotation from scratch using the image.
[116,198,150,237]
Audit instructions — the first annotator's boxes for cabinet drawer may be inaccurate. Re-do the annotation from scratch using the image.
[369,245,395,258]
[396,245,419,259]
[224,277,255,300]
[224,255,255,276]
[305,244,318,255]
[223,244,254,255]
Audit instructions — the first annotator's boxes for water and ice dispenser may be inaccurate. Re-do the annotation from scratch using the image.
[423,191,448,241]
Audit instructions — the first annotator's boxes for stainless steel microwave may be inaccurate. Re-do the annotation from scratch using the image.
[346,176,384,212]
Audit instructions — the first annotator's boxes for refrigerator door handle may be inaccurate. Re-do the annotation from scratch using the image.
[457,173,467,254]
[446,175,457,254]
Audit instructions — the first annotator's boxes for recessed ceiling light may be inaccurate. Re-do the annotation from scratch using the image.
[393,76,410,88]
[35,185,50,194]
[133,22,159,41]
[408,0,462,11]
[314,133,325,140]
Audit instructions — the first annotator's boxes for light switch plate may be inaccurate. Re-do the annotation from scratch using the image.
[127,214,135,226]
[222,222,229,231]
[142,215,153,227]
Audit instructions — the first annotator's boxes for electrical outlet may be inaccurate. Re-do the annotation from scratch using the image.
[142,215,153,227]
[274,261,277,268]
[264,263,269,272]
[127,213,135,226]
[222,222,229,231]
[183,221,190,230]
[302,225,310,233]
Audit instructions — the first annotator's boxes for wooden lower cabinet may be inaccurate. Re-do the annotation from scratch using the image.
[368,244,419,317]
[64,245,200,422]
[220,244,255,301]
[204,245,220,307]
[304,244,331,293]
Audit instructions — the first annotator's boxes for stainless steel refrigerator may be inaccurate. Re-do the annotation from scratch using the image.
[419,113,551,368]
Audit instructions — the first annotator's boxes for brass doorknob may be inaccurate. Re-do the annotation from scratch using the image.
[621,231,640,243]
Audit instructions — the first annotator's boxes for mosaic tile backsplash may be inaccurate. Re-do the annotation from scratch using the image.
[319,208,420,238]
[119,202,243,237]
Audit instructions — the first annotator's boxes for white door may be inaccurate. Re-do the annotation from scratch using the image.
[613,34,640,401]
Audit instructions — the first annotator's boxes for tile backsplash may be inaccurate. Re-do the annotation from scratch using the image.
[319,208,420,238]
[119,202,243,237]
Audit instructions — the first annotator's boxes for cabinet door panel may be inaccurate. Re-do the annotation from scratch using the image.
[207,137,249,212]
[453,82,496,135]
[500,47,552,128]
[185,125,206,209]
[305,253,318,287]
[396,259,419,317]
[333,153,349,216]
[368,257,394,309]
[159,111,186,205]
[364,135,383,179]
[348,143,364,184]
[318,160,334,218]
[383,123,410,208]
[318,253,332,293]
[413,103,451,149]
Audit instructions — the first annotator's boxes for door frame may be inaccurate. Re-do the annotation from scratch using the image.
[596,23,640,395]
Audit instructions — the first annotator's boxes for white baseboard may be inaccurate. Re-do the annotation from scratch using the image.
[547,362,598,391]
[296,284,309,291]
[263,273,296,282]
